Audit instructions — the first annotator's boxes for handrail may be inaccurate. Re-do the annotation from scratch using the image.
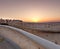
[0,25,60,49]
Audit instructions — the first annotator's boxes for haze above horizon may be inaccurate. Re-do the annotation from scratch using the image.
[0,0,60,22]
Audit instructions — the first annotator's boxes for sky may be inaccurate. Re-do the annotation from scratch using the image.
[0,0,60,22]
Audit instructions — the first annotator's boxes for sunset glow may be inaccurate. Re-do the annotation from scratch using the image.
[31,18,40,22]
[0,0,60,22]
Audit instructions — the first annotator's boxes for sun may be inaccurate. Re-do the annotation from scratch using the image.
[32,18,39,22]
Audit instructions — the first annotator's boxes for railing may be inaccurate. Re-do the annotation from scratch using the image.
[0,25,60,49]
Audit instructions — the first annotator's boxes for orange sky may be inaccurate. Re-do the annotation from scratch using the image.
[0,0,60,22]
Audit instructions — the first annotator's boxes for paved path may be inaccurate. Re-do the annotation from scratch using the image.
[0,26,45,49]
[0,37,17,49]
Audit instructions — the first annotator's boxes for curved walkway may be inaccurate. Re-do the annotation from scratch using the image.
[0,26,45,49]
[0,36,17,49]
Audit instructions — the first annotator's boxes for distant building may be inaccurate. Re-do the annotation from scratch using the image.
[13,20,23,22]
[0,19,23,25]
